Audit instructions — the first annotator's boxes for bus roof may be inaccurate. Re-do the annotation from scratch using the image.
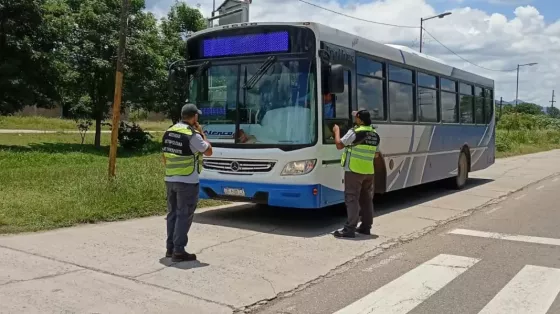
[191,21,494,88]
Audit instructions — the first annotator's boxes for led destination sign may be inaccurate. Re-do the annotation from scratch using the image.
[202,31,289,57]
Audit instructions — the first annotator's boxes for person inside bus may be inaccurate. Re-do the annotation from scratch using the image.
[323,93,334,118]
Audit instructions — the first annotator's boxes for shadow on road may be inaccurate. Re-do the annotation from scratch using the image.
[194,178,493,238]
[158,258,210,270]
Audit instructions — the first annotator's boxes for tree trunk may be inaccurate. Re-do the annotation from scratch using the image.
[94,117,102,148]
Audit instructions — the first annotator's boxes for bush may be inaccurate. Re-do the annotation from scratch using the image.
[496,131,513,152]
[117,121,153,152]
[129,109,149,122]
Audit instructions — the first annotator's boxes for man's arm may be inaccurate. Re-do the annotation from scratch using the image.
[191,132,213,156]
[334,127,355,151]
[192,123,213,156]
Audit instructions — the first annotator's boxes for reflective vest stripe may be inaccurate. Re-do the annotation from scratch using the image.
[349,152,374,161]
[351,147,373,154]
[166,162,194,169]
[166,156,193,162]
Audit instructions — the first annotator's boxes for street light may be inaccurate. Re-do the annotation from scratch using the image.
[516,62,538,105]
[420,12,452,53]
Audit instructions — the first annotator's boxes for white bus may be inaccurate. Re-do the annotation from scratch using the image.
[178,21,495,209]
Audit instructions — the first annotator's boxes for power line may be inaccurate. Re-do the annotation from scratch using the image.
[298,0,419,29]
[298,0,518,73]
[420,28,517,72]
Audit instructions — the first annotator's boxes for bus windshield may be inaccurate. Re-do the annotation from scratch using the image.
[189,59,317,146]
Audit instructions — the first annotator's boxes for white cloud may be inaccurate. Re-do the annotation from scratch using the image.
[489,0,534,5]
[147,0,560,106]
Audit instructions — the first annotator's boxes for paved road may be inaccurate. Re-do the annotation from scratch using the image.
[0,150,559,314]
[256,174,560,314]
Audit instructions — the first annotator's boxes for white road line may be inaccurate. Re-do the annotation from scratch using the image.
[514,194,526,200]
[486,206,502,214]
[477,265,560,314]
[334,254,480,314]
[536,185,544,190]
[448,229,560,246]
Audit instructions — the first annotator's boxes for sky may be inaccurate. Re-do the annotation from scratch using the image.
[145,0,560,107]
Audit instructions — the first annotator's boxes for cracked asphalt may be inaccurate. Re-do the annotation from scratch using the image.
[254,174,560,314]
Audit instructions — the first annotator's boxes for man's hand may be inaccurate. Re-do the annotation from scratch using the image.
[333,124,340,135]
[193,122,204,134]
[333,124,345,150]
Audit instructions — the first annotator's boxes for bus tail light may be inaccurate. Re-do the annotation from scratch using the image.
[281,159,317,176]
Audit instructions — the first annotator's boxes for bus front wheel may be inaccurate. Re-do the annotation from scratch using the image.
[448,151,469,189]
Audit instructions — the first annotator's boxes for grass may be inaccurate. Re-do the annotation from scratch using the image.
[0,115,172,131]
[495,129,560,158]
[0,132,226,234]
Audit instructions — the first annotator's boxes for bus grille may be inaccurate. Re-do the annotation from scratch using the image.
[202,158,276,173]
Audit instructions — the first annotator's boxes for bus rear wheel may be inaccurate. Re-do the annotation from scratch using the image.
[448,151,468,189]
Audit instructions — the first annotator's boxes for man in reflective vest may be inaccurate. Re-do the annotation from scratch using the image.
[332,109,379,238]
[162,103,213,262]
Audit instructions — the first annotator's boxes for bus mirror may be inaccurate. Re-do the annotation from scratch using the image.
[329,64,345,94]
[168,69,177,96]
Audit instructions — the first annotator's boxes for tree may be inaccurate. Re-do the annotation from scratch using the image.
[50,0,165,148]
[514,102,543,115]
[158,2,206,123]
[546,106,560,119]
[0,0,61,115]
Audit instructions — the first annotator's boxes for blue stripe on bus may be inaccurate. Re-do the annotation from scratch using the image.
[199,179,344,209]
[429,125,488,151]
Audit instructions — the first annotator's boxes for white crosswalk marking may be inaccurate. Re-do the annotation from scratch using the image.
[448,229,560,246]
[333,254,480,314]
[477,265,560,314]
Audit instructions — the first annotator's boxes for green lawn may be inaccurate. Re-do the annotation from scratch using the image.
[0,115,172,131]
[0,133,225,234]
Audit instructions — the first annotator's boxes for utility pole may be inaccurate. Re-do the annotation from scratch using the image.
[108,0,129,179]
[515,62,538,106]
[550,90,556,108]
[419,19,423,53]
[515,65,519,106]
[499,97,503,119]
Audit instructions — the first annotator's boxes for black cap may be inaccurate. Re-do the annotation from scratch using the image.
[181,103,202,116]
[352,109,372,124]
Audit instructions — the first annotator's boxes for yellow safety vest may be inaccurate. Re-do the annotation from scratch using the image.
[340,125,379,175]
[162,123,203,177]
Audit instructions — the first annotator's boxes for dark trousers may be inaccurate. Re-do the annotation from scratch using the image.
[343,171,375,231]
[166,182,199,253]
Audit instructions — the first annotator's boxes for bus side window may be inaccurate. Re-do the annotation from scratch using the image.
[323,70,351,143]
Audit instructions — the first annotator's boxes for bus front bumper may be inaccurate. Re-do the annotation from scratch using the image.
[199,179,327,209]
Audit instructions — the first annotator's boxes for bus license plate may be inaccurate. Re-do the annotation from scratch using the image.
[223,188,245,197]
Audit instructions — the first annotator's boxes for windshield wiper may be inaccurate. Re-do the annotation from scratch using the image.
[190,61,212,81]
[243,56,277,90]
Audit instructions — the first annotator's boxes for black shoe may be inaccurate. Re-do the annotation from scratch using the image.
[171,252,197,262]
[356,225,371,235]
[165,249,173,258]
[333,228,356,238]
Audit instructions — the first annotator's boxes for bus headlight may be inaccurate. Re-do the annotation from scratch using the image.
[281,159,317,176]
